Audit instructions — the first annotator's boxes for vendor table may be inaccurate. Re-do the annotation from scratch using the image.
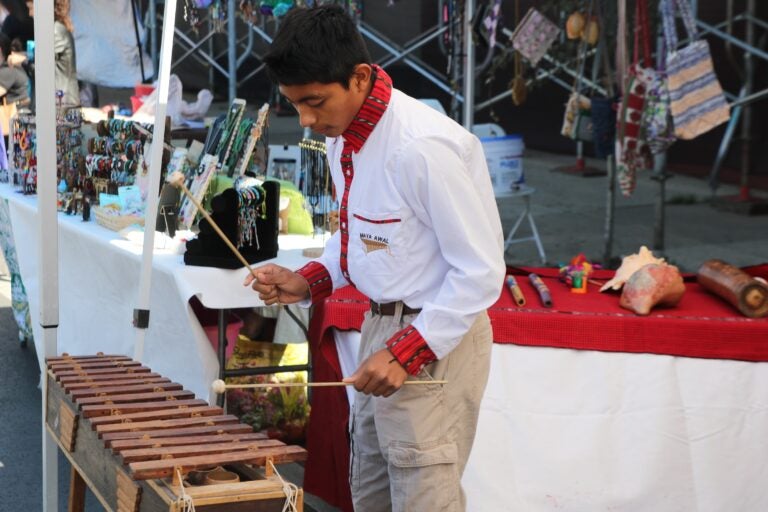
[0,183,325,402]
[304,267,768,512]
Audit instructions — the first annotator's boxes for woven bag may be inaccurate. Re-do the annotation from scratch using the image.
[663,0,729,140]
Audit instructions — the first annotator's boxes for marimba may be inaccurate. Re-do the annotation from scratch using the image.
[45,354,307,511]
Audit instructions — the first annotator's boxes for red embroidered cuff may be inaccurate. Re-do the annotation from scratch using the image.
[386,325,437,376]
[296,261,333,304]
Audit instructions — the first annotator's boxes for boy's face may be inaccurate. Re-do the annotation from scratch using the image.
[279,64,372,138]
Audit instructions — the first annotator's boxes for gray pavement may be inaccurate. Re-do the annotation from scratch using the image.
[0,108,766,510]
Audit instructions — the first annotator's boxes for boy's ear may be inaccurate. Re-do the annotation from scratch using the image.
[350,63,373,92]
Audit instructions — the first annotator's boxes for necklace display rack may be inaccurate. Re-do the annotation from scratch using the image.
[298,138,333,235]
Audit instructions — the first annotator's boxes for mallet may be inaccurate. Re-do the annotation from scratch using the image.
[166,171,259,280]
[211,378,447,394]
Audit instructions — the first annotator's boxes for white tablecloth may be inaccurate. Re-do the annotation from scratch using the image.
[0,183,326,402]
[333,332,768,511]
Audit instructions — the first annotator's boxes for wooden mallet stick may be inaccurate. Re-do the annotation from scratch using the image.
[166,171,258,280]
[211,379,446,394]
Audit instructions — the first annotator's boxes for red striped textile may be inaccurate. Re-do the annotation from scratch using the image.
[296,260,333,304]
[386,325,436,375]
[337,65,392,285]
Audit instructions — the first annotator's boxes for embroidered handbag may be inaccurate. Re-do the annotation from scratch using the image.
[561,29,594,143]
[643,67,676,154]
[510,7,560,66]
[616,0,654,196]
[561,92,593,141]
[663,0,730,140]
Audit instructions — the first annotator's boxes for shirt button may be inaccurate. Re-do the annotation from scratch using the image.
[341,222,346,228]
[346,171,351,176]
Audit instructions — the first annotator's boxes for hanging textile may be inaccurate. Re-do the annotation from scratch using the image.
[616,0,654,196]
[663,0,730,139]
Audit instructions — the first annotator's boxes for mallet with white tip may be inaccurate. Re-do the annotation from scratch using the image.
[211,378,447,394]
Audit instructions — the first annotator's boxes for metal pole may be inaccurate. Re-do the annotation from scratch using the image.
[208,14,215,93]
[602,155,615,265]
[651,35,671,252]
[228,0,237,103]
[34,0,59,507]
[651,153,670,252]
[739,0,755,201]
[462,0,475,130]
[134,0,179,362]
[149,0,158,80]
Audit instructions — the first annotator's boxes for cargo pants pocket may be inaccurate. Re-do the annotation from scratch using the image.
[388,441,461,512]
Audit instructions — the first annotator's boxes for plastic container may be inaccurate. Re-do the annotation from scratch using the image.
[481,134,525,196]
[134,83,155,98]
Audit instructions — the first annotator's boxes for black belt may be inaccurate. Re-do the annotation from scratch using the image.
[369,300,421,316]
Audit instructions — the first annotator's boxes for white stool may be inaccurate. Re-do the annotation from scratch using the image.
[497,185,546,264]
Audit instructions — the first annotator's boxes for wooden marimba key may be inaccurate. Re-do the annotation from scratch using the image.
[45,354,307,512]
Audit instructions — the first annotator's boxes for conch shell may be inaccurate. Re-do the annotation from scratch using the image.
[619,263,685,315]
[600,246,666,292]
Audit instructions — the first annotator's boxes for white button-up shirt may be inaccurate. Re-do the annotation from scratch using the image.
[314,89,506,359]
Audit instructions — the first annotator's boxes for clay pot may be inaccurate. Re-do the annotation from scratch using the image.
[566,12,585,39]
[204,467,240,485]
[620,263,686,315]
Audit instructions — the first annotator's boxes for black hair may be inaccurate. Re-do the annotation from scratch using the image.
[264,5,371,88]
[0,32,10,61]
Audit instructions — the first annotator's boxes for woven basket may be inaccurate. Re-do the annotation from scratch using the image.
[93,207,144,231]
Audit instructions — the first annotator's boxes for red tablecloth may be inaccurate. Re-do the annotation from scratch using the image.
[303,265,768,511]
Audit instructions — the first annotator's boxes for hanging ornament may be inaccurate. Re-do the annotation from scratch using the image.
[566,11,585,39]
[581,16,599,45]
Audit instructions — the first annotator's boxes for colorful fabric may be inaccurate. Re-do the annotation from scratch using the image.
[385,323,435,375]
[296,260,333,304]
[617,68,654,196]
[643,68,676,154]
[0,198,33,343]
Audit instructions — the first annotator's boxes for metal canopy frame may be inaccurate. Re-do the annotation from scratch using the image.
[148,0,478,127]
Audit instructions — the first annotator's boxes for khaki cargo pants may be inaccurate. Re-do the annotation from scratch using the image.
[349,303,492,512]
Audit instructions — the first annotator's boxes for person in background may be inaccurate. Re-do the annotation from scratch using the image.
[244,5,506,511]
[20,0,79,107]
[0,31,28,144]
[0,0,33,49]
[0,31,29,106]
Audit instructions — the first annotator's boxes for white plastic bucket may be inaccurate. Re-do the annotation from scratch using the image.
[481,134,524,196]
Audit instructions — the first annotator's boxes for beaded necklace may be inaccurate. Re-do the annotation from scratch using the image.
[299,138,331,233]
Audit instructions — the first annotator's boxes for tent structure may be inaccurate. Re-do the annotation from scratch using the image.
[37,0,176,508]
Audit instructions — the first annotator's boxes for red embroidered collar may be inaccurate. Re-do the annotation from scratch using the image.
[341,64,392,153]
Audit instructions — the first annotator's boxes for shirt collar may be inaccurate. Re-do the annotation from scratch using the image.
[342,64,392,153]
